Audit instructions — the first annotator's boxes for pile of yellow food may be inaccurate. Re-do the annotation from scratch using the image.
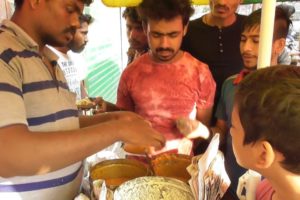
[76,98,94,109]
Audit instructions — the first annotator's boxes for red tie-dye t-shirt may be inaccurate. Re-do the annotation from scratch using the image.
[117,52,216,154]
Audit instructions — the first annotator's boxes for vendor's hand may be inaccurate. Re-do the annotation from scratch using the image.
[117,117,165,151]
[176,117,210,139]
[123,143,149,154]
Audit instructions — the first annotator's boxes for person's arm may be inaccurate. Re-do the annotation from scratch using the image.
[79,110,141,128]
[195,106,212,127]
[0,113,165,178]
[211,119,228,146]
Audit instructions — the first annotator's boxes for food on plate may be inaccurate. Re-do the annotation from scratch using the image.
[76,97,94,109]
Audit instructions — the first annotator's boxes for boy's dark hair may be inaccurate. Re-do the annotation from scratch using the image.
[242,6,292,41]
[14,0,23,9]
[137,0,194,26]
[235,65,300,174]
[14,0,93,10]
[122,7,141,24]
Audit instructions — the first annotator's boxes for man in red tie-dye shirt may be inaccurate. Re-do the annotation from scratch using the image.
[116,0,216,156]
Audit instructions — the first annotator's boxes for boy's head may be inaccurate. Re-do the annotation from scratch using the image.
[240,6,291,69]
[231,65,300,174]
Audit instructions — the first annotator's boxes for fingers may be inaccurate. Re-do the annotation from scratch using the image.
[92,97,106,113]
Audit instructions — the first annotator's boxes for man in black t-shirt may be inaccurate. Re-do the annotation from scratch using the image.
[182,0,245,125]
[182,0,245,156]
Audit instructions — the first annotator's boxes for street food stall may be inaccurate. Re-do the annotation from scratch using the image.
[73,0,288,199]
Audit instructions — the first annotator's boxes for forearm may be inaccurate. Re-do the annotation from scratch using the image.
[0,123,119,177]
[79,112,113,128]
[79,111,142,128]
[196,107,213,127]
[105,101,122,112]
[210,122,228,146]
[0,112,165,177]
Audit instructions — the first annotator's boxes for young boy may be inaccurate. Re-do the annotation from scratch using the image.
[177,7,291,198]
[213,7,291,197]
[231,65,300,200]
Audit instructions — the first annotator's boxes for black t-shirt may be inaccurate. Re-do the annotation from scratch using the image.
[182,14,246,118]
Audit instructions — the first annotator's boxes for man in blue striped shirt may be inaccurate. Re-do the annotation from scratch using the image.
[0,0,165,199]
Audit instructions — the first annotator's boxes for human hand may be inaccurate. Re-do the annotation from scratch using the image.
[90,97,106,113]
[176,117,210,139]
[117,118,165,151]
[123,143,149,154]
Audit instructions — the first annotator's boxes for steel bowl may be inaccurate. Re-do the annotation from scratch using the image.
[90,158,152,189]
[151,153,192,183]
[114,176,194,200]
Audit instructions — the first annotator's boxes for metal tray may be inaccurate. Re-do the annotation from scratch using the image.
[90,159,152,189]
[114,176,194,200]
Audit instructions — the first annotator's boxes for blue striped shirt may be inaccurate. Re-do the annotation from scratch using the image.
[0,20,82,200]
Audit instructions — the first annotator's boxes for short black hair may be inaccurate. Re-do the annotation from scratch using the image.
[14,0,23,9]
[242,6,292,41]
[235,65,300,174]
[14,0,93,10]
[122,7,141,24]
[138,0,194,26]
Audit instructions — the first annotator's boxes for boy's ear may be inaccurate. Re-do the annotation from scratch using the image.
[29,0,40,9]
[253,141,275,170]
[274,38,286,55]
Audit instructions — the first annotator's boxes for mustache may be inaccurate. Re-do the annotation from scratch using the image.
[156,48,174,53]
[214,4,229,11]
[242,53,256,57]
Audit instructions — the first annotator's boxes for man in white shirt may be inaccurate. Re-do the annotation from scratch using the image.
[50,14,92,100]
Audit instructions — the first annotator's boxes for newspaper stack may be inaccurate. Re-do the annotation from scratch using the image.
[187,134,231,200]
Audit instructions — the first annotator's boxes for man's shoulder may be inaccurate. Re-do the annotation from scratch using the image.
[224,74,237,84]
[189,17,203,25]
[187,17,206,31]
[0,23,18,51]
[236,13,247,23]
[183,51,209,68]
[123,53,149,73]
[222,74,237,90]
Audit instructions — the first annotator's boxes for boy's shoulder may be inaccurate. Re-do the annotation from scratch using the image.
[256,179,274,200]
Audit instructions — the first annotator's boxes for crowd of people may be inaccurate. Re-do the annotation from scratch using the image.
[0,0,299,200]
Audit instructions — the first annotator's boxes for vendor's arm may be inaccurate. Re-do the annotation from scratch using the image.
[79,111,142,128]
[0,117,165,178]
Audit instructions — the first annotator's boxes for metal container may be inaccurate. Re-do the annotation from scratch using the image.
[114,176,194,200]
[151,153,192,183]
[89,158,152,189]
